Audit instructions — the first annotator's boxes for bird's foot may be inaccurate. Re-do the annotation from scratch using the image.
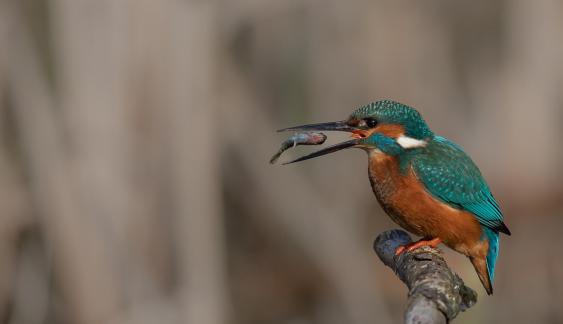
[395,237,442,255]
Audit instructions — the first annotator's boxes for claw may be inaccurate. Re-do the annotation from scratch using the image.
[394,237,442,256]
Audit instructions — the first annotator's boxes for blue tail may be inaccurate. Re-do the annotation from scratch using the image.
[483,227,499,284]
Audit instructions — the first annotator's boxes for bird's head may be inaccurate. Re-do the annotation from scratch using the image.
[279,100,434,164]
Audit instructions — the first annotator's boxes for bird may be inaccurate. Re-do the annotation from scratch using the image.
[279,99,510,295]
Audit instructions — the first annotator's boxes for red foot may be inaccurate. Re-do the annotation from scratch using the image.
[395,237,442,255]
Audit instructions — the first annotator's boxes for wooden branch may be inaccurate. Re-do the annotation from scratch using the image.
[374,230,478,324]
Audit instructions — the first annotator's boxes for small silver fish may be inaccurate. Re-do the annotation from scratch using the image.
[270,132,327,164]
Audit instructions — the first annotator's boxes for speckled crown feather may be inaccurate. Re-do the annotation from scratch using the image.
[351,100,433,139]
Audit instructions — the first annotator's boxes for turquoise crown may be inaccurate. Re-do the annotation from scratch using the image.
[351,100,433,139]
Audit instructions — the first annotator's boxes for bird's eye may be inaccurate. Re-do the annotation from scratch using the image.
[364,118,378,128]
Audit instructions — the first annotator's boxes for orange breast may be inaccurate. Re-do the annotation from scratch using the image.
[368,152,485,256]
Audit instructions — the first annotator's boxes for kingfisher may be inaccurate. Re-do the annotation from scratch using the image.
[279,100,510,295]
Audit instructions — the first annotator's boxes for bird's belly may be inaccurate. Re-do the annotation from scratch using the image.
[368,153,483,254]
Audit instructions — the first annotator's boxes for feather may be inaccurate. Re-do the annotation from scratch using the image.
[409,136,510,235]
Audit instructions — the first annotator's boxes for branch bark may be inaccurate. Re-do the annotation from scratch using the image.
[374,230,477,324]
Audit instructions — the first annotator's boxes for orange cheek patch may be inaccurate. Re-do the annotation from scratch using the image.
[349,123,404,139]
[373,124,405,138]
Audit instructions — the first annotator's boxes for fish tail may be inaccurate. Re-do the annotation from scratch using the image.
[269,151,283,164]
[270,141,294,164]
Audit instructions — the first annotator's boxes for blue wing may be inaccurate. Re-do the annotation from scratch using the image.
[410,136,510,235]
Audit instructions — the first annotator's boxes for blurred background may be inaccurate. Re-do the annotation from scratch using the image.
[1,0,562,323]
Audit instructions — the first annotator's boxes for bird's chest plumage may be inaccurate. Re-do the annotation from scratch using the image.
[367,153,399,207]
[367,151,483,249]
[367,152,418,232]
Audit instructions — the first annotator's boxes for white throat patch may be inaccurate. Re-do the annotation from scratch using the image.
[397,135,427,149]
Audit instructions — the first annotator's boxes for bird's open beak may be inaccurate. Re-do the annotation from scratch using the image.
[282,139,360,164]
[278,120,361,164]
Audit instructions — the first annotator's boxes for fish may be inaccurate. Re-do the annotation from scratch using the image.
[270,132,327,164]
